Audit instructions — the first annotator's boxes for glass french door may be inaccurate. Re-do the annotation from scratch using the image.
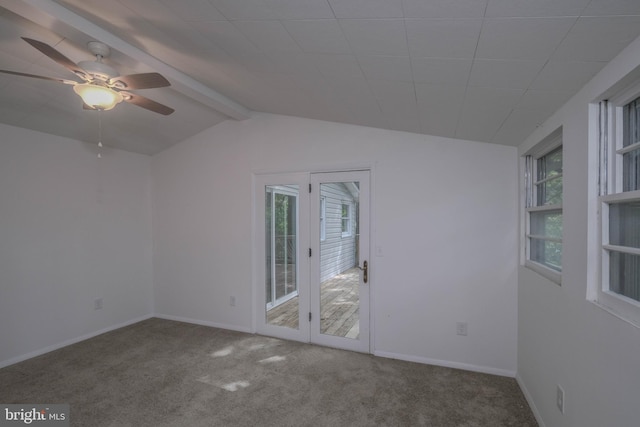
[255,173,309,343]
[254,171,370,353]
[310,171,370,353]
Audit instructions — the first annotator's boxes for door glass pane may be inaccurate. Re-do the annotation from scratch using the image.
[265,186,299,329]
[319,182,360,339]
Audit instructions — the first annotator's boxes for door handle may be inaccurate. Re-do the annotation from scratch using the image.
[358,260,368,284]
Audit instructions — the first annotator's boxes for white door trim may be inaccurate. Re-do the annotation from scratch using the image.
[252,169,371,354]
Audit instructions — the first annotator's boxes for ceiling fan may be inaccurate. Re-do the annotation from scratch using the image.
[0,37,174,115]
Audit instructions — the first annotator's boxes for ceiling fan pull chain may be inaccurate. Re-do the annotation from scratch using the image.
[97,108,103,158]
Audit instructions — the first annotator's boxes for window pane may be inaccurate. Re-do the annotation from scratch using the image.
[530,210,562,239]
[526,142,562,274]
[609,251,640,302]
[341,204,349,234]
[537,146,562,180]
[535,146,562,206]
[623,96,639,148]
[609,200,640,249]
[536,176,563,205]
[622,149,640,192]
[530,238,562,271]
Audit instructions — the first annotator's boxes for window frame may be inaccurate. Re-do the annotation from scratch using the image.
[341,203,352,238]
[594,85,640,327]
[523,129,563,285]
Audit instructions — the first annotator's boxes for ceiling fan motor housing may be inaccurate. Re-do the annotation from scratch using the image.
[78,41,116,82]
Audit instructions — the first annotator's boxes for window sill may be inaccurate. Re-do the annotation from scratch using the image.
[524,260,562,285]
[588,299,640,330]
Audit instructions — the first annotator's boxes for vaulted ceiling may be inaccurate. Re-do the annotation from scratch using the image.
[1,0,640,155]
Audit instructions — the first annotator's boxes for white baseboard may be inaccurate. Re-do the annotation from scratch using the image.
[0,314,154,369]
[516,373,546,427]
[374,350,517,378]
[153,313,252,334]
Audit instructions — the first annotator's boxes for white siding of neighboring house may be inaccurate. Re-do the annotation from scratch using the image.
[320,183,357,282]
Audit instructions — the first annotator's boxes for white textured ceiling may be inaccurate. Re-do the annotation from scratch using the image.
[1,0,640,155]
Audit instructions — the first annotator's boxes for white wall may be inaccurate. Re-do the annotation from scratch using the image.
[517,36,640,426]
[0,124,153,367]
[152,113,519,375]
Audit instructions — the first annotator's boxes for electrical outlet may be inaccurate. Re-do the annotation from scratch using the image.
[230,296,236,307]
[456,321,468,336]
[94,298,103,310]
[556,384,565,414]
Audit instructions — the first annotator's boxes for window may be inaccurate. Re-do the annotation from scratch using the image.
[341,203,351,237]
[596,88,640,325]
[524,129,563,283]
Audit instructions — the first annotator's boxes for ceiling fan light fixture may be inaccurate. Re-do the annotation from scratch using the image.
[73,83,123,110]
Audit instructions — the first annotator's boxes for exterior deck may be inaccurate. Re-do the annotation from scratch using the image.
[266,267,359,339]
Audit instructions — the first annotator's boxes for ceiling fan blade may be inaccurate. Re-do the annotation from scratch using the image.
[22,37,89,81]
[109,72,170,90]
[121,92,174,115]
[0,69,77,85]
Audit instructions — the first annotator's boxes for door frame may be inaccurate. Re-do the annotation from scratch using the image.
[252,169,372,353]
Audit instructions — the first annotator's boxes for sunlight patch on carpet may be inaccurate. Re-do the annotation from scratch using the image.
[248,343,267,351]
[211,346,234,357]
[196,375,251,392]
[221,381,250,392]
[258,355,286,364]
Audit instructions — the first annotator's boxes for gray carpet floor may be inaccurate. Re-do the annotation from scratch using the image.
[0,318,537,426]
